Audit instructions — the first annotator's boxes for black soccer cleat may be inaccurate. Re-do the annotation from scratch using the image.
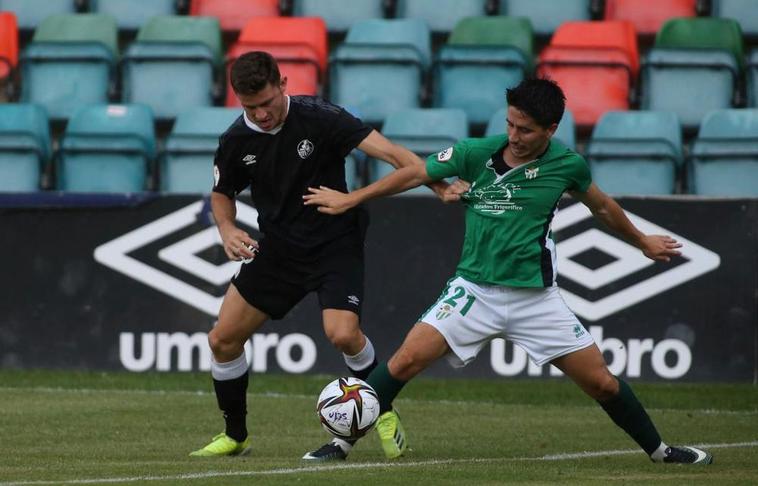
[302,442,348,462]
[660,446,713,465]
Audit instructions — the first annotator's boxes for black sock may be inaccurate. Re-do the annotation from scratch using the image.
[213,371,249,442]
[598,378,662,455]
[349,357,378,381]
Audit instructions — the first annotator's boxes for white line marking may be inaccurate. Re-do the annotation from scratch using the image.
[1,441,756,486]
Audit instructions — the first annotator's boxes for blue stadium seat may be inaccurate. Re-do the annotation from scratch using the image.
[291,0,385,33]
[58,104,155,193]
[20,14,117,120]
[0,103,50,192]
[485,107,576,150]
[497,0,592,36]
[330,18,430,125]
[748,50,758,108]
[710,0,758,36]
[394,0,488,34]
[587,111,682,195]
[89,0,177,31]
[121,16,222,119]
[162,107,241,193]
[689,109,758,196]
[0,0,77,31]
[371,108,468,195]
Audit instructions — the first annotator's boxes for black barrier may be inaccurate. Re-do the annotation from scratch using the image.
[1,195,756,382]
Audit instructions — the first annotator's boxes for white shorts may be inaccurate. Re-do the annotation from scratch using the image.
[420,276,595,368]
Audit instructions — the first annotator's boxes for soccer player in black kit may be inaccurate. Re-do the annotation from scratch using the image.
[189,52,457,460]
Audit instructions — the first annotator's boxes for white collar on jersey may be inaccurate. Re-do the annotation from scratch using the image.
[242,95,291,135]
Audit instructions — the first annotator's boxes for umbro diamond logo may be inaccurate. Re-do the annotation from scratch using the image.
[243,154,257,165]
[347,295,360,306]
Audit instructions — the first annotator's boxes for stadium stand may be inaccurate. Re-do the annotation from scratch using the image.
[0,0,77,32]
[0,103,50,191]
[537,20,638,128]
[162,106,239,193]
[749,50,758,108]
[88,0,177,31]
[432,16,533,127]
[329,18,430,125]
[0,11,18,99]
[602,0,697,36]
[290,0,386,33]
[689,108,758,196]
[226,16,327,102]
[20,14,117,120]
[189,0,280,32]
[393,0,489,34]
[710,0,758,37]
[640,17,743,130]
[485,107,576,150]
[58,104,155,192]
[121,16,222,120]
[587,111,682,195]
[497,0,593,37]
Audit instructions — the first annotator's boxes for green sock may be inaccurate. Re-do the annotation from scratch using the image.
[598,378,662,455]
[367,362,407,414]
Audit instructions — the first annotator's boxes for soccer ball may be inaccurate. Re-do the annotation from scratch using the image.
[316,377,380,440]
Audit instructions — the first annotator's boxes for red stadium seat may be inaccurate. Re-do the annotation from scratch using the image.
[189,0,279,32]
[549,20,639,75]
[0,12,18,79]
[604,0,696,36]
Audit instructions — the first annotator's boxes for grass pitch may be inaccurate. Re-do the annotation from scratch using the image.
[0,370,756,485]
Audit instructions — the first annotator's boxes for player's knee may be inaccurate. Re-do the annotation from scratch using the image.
[589,373,619,401]
[208,328,242,359]
[327,329,361,353]
[389,348,424,381]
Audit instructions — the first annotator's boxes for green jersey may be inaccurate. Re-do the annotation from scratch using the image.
[426,135,592,288]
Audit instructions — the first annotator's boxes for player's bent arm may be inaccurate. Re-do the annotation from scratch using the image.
[211,192,257,260]
[570,183,682,262]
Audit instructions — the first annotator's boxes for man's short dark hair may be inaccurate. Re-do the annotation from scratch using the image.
[506,78,566,128]
[230,51,281,96]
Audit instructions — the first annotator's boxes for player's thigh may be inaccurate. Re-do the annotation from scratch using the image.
[389,322,451,381]
[551,344,619,400]
[213,283,269,346]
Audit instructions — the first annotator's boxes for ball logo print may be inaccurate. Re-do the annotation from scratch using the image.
[316,377,380,440]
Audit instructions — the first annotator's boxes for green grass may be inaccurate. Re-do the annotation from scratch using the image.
[0,370,756,485]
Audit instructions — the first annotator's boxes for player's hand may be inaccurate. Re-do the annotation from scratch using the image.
[440,179,471,203]
[640,235,682,262]
[219,226,258,261]
[303,186,356,215]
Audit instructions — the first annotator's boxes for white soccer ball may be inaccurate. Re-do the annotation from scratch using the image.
[316,377,380,440]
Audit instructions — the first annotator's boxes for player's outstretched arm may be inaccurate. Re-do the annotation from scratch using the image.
[210,192,258,261]
[570,183,682,262]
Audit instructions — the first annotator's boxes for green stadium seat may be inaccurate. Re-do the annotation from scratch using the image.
[710,0,758,37]
[0,103,50,192]
[485,107,576,150]
[587,111,682,195]
[330,18,430,125]
[89,0,177,31]
[291,0,385,33]
[0,0,77,31]
[432,16,533,126]
[394,0,489,34]
[497,0,592,36]
[689,109,758,196]
[58,104,155,193]
[20,14,117,120]
[121,16,222,119]
[189,0,280,32]
[749,50,758,108]
[162,107,241,193]
[371,108,468,195]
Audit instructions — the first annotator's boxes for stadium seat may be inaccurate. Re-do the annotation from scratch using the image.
[497,0,592,36]
[640,18,743,129]
[689,109,758,196]
[89,0,177,31]
[537,21,638,128]
[291,0,385,33]
[121,16,222,119]
[748,50,758,108]
[0,12,18,89]
[0,0,77,31]
[226,16,327,102]
[162,107,240,193]
[371,108,468,195]
[485,107,576,150]
[58,104,155,193]
[394,0,488,34]
[20,14,117,120]
[587,111,682,195]
[0,103,50,192]
[432,16,533,126]
[710,0,758,37]
[330,18,430,125]
[603,0,697,36]
[189,0,279,32]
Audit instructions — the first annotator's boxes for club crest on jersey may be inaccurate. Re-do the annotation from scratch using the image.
[297,139,314,159]
[525,167,539,179]
[436,303,453,320]
[437,147,453,162]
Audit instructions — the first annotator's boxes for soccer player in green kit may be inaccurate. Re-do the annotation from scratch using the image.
[303,78,713,465]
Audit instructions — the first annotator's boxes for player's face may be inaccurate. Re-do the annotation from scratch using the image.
[506,106,557,162]
[237,78,288,131]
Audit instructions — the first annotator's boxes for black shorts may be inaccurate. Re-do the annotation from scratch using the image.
[231,228,366,320]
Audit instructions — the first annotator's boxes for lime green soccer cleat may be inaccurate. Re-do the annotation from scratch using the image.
[376,410,407,459]
[189,433,251,457]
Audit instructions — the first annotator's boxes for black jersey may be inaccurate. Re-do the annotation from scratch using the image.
[213,96,372,249]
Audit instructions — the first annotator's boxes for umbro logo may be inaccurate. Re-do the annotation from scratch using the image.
[347,295,360,306]
[243,154,257,165]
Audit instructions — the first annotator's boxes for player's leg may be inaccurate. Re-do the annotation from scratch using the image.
[322,309,377,380]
